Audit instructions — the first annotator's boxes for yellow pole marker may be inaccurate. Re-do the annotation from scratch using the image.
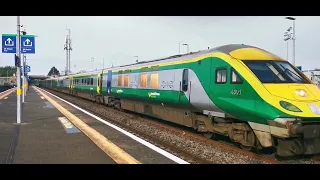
[35,87,141,164]
[17,88,22,96]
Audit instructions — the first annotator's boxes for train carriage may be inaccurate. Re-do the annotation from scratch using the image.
[39,44,320,157]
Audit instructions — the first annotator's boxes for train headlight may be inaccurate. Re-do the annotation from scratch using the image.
[280,101,302,112]
[295,89,307,97]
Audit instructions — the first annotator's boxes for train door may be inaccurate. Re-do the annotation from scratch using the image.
[69,77,73,89]
[179,69,191,102]
[107,70,112,95]
[97,72,103,94]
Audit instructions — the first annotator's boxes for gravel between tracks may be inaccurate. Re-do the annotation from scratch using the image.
[47,90,277,164]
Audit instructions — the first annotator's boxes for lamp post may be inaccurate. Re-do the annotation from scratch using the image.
[284,27,292,60]
[285,17,296,65]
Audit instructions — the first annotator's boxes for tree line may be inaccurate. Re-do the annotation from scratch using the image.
[0,66,62,77]
[0,66,17,77]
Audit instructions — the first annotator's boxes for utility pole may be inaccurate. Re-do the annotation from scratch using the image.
[64,28,72,75]
[16,16,21,124]
[68,29,72,74]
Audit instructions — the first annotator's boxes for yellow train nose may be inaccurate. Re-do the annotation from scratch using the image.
[263,84,320,102]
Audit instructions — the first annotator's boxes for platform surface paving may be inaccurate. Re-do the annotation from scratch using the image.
[0,87,178,164]
[0,88,115,164]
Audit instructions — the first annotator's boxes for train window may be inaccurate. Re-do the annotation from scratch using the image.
[140,73,147,88]
[124,74,129,87]
[87,78,90,85]
[216,68,227,84]
[150,73,159,89]
[118,75,122,86]
[182,69,188,91]
[231,68,243,84]
[91,78,93,85]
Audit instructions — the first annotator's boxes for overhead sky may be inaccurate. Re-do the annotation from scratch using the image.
[0,16,319,75]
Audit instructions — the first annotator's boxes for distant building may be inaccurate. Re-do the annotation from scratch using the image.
[303,70,320,87]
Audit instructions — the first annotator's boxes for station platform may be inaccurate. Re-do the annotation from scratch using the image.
[0,86,183,164]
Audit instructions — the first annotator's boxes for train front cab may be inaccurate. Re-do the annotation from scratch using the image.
[242,58,320,156]
[209,46,320,157]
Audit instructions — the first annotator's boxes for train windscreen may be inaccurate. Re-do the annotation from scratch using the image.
[243,60,310,84]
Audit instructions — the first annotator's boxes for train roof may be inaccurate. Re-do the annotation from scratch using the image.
[45,44,284,80]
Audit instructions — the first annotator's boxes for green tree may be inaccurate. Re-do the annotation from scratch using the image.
[0,66,17,77]
[48,66,60,76]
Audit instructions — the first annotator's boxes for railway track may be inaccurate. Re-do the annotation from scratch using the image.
[42,87,287,164]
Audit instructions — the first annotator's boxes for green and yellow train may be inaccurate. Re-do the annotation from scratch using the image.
[39,44,320,157]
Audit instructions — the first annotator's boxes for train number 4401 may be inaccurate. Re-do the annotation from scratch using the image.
[230,89,241,96]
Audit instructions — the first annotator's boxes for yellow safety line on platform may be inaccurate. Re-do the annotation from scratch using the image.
[34,87,141,164]
[0,89,15,100]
